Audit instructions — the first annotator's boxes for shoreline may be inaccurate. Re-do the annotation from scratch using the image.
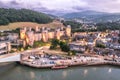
[20,60,120,69]
[20,51,120,69]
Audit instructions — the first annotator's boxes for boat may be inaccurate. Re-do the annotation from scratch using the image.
[51,65,68,69]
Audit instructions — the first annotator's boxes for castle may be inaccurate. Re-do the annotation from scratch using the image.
[20,25,71,46]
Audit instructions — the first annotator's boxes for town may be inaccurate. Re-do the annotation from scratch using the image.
[0,0,120,80]
[1,0,120,80]
[0,21,120,69]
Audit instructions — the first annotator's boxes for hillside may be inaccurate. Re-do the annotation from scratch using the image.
[0,21,65,30]
[62,10,107,18]
[62,10,120,23]
[0,8,53,25]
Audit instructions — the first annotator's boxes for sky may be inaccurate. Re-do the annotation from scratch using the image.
[0,0,120,14]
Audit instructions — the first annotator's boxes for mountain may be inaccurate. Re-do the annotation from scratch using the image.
[62,10,120,23]
[0,8,53,25]
[62,10,106,18]
[47,14,58,19]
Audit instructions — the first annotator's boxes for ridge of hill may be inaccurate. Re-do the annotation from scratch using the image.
[0,8,53,25]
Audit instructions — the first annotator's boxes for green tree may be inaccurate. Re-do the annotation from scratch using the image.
[96,43,106,48]
[59,41,70,52]
[96,22,120,31]
[33,41,48,48]
[68,50,76,56]
[33,41,41,48]
[0,8,53,25]
[50,39,70,52]
[50,39,59,49]
[0,17,9,25]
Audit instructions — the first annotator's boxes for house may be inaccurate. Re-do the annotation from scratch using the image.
[87,39,94,46]
[0,41,11,54]
[7,33,19,42]
[69,42,86,52]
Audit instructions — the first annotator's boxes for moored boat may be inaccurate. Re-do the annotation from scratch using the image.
[51,65,68,69]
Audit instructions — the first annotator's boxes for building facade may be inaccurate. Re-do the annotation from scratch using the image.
[0,41,11,54]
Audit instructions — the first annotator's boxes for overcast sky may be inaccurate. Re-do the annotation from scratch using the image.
[0,0,120,14]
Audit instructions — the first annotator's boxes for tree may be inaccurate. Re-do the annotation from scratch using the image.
[0,8,53,25]
[96,43,106,48]
[0,17,9,25]
[12,28,20,33]
[33,41,41,48]
[33,41,48,48]
[25,45,32,50]
[50,39,59,49]
[59,41,70,52]
[50,39,70,52]
[96,22,120,31]
[68,50,76,56]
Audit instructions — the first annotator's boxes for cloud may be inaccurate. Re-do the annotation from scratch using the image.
[0,0,120,14]
[0,1,8,8]
[83,0,120,13]
[10,1,20,5]
[0,0,23,9]
[40,0,87,11]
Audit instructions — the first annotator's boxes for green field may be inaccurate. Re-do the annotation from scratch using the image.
[0,21,65,30]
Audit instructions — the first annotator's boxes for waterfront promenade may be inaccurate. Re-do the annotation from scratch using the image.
[21,59,120,69]
[20,53,120,69]
[0,53,20,63]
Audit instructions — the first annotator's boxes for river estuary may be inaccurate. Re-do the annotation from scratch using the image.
[0,62,120,80]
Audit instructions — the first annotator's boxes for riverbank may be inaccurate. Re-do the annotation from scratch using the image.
[20,60,120,69]
[20,53,120,69]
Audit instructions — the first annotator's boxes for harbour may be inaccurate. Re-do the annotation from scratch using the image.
[20,51,120,69]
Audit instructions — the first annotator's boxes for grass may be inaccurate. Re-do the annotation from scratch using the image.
[0,20,65,30]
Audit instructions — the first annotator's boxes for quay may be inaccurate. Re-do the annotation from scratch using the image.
[20,52,120,69]
[21,60,120,69]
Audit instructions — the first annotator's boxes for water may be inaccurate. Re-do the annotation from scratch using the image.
[0,63,120,80]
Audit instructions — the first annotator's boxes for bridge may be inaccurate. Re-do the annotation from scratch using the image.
[0,53,21,63]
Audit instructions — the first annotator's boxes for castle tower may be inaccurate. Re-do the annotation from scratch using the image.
[29,27,32,31]
[26,31,35,46]
[42,27,45,31]
[34,33,42,41]
[20,27,26,39]
[55,28,61,40]
[35,26,39,32]
[42,30,49,42]
[48,32,54,39]
[65,25,71,37]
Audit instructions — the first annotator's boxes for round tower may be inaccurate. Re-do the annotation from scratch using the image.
[65,25,71,37]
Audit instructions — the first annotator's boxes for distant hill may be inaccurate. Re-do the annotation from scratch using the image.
[0,21,65,30]
[62,10,107,18]
[0,8,53,25]
[47,14,58,19]
[62,10,120,23]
